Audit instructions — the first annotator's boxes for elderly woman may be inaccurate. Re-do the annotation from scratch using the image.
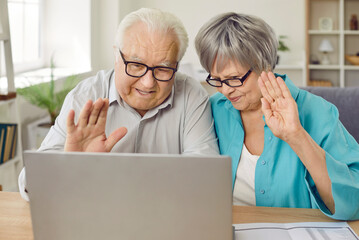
[195,12,359,220]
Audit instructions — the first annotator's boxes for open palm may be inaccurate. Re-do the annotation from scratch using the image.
[258,72,302,142]
[64,98,127,152]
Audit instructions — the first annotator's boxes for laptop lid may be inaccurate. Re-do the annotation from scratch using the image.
[24,151,233,240]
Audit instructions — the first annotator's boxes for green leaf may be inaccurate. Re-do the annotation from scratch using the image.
[17,74,81,125]
[278,35,290,52]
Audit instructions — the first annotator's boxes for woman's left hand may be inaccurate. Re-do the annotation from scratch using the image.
[258,71,303,142]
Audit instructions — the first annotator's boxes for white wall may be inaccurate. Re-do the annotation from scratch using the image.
[43,0,91,69]
[91,0,306,72]
[90,0,139,71]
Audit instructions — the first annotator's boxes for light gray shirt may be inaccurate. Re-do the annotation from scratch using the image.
[38,69,219,155]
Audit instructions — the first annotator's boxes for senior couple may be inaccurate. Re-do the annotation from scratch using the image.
[19,8,359,220]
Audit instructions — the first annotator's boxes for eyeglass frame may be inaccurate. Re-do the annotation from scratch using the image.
[206,69,252,87]
[119,50,178,82]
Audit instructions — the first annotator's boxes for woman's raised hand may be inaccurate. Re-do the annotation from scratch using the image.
[258,72,303,142]
[64,98,127,152]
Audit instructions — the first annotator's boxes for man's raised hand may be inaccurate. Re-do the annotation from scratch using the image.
[65,98,127,152]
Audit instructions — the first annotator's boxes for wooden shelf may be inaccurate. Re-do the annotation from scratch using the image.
[0,92,16,101]
[308,30,340,35]
[344,30,359,35]
[344,65,359,70]
[309,64,341,69]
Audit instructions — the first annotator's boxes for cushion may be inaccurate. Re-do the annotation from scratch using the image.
[301,87,359,143]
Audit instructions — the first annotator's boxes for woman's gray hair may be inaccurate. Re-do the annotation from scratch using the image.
[195,12,278,74]
[114,8,188,62]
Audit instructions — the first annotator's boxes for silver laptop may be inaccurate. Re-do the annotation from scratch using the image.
[24,151,233,240]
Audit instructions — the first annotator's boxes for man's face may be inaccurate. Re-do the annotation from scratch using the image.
[115,22,179,116]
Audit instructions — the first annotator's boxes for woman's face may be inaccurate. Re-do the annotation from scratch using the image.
[210,59,262,112]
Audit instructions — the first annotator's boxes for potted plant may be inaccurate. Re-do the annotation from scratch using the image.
[277,35,290,64]
[17,60,80,126]
[17,59,80,148]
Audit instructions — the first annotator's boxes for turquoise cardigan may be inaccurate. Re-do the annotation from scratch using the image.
[210,74,359,220]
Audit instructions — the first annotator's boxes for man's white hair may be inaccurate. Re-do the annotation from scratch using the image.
[114,8,188,61]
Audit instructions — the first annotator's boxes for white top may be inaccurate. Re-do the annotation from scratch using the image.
[19,69,219,201]
[233,144,260,206]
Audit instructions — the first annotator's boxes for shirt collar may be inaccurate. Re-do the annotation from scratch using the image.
[109,70,120,105]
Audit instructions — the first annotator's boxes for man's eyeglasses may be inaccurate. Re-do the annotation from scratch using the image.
[119,50,178,82]
[206,69,252,87]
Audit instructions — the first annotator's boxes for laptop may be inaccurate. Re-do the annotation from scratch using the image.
[24,151,233,240]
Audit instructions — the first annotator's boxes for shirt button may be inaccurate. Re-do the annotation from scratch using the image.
[261,160,266,165]
[260,189,265,194]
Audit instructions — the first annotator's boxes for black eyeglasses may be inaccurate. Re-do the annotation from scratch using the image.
[119,50,178,81]
[206,69,252,87]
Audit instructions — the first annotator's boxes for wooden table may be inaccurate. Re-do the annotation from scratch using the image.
[0,192,358,239]
[0,192,33,240]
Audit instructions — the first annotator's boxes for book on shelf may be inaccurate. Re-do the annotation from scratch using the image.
[10,126,17,159]
[0,123,18,164]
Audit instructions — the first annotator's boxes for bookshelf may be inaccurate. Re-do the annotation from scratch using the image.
[306,0,359,87]
[0,0,22,191]
[0,98,23,191]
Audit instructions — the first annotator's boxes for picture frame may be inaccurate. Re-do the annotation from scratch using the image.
[319,17,333,31]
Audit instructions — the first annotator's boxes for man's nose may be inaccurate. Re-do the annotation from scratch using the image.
[140,69,156,88]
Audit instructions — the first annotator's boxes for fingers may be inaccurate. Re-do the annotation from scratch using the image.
[66,109,76,133]
[267,72,284,99]
[97,98,109,128]
[260,98,272,121]
[88,98,105,125]
[259,71,292,104]
[276,76,292,99]
[77,99,109,128]
[258,76,273,104]
[105,127,128,151]
[260,72,283,101]
[78,100,93,128]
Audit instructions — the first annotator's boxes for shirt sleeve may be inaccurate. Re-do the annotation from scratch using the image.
[304,113,359,220]
[18,167,29,201]
[182,81,219,156]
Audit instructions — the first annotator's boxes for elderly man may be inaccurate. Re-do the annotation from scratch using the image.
[19,8,219,200]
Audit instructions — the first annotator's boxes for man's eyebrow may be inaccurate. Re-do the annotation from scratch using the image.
[158,61,172,67]
[129,56,143,62]
[127,56,175,67]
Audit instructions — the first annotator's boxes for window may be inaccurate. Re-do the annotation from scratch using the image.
[0,0,90,90]
[0,0,42,77]
[8,0,43,72]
